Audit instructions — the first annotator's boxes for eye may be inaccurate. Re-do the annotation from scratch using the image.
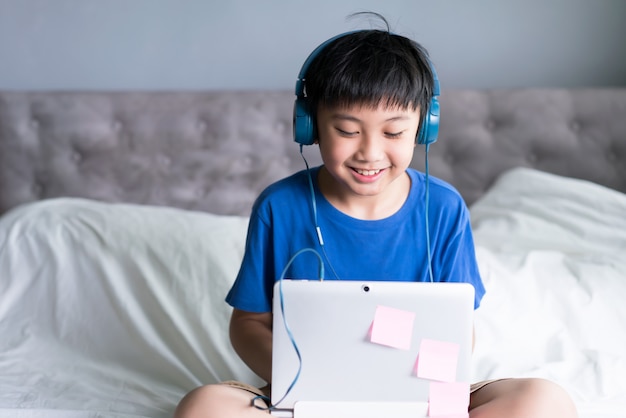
[385,131,404,139]
[336,127,358,137]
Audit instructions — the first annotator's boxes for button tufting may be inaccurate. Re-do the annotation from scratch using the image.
[30,119,39,130]
[157,155,171,166]
[607,151,617,162]
[527,153,538,163]
[71,151,82,163]
[112,120,123,133]
[31,183,43,196]
[570,121,581,132]
[276,121,287,133]
[485,120,496,130]
[198,120,207,133]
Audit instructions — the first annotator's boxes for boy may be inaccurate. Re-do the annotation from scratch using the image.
[175,19,578,418]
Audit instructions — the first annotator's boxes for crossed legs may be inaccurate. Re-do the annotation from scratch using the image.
[175,378,578,418]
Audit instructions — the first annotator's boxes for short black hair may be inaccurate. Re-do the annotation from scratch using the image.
[303,27,436,130]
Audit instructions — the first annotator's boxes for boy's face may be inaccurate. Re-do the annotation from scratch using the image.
[315,103,420,207]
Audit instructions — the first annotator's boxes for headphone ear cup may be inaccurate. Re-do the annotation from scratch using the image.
[293,97,316,146]
[417,96,440,145]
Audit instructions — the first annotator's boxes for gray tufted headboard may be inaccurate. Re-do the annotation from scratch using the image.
[416,88,626,204]
[1,88,625,217]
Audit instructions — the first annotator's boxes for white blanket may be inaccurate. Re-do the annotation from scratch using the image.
[0,199,261,418]
[0,167,624,417]
[470,168,626,417]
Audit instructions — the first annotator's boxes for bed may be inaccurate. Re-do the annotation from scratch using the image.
[0,88,625,417]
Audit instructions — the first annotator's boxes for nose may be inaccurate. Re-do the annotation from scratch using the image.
[356,134,384,162]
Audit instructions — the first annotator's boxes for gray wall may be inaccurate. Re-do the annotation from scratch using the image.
[0,0,625,90]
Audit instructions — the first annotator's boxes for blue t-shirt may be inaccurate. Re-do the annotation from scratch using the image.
[226,166,485,312]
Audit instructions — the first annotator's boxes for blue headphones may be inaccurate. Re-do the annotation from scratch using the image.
[293,31,441,147]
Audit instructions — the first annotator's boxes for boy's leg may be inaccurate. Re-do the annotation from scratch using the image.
[175,378,579,418]
[469,378,578,417]
[175,382,270,418]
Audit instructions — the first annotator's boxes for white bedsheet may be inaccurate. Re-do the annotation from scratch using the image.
[0,167,624,417]
[470,168,626,417]
[0,199,261,418]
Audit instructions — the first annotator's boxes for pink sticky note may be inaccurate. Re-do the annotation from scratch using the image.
[369,305,416,350]
[428,381,470,417]
[415,339,460,382]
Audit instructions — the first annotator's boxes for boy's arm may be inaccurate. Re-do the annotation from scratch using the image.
[229,308,273,384]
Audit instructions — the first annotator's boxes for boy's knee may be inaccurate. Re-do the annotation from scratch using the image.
[174,384,226,418]
[517,378,578,416]
[174,383,268,418]
[471,378,577,417]
[522,378,564,397]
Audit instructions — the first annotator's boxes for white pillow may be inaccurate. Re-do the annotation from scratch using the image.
[0,198,262,415]
[470,167,626,255]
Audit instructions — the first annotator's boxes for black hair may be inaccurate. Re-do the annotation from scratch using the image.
[303,14,435,131]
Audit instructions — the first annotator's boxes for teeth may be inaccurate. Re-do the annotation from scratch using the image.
[355,168,381,176]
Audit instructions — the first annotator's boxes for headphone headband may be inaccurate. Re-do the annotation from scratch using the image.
[295,31,361,100]
[293,30,440,146]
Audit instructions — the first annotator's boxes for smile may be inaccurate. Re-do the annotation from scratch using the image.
[354,168,382,176]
